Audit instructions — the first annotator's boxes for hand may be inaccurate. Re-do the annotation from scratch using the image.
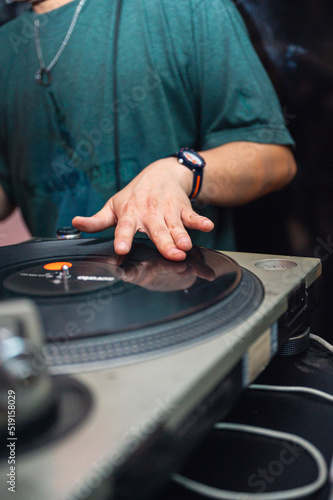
[72,158,214,261]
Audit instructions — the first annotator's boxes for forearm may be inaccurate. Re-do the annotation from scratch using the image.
[0,185,15,220]
[197,142,297,206]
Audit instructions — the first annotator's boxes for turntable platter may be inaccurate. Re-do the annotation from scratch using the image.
[0,239,264,371]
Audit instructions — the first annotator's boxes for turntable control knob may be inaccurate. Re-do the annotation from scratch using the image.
[279,327,310,357]
[56,227,81,239]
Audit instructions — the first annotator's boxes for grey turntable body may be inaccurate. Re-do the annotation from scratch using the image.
[0,250,321,500]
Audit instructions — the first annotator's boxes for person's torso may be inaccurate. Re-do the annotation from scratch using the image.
[0,0,235,248]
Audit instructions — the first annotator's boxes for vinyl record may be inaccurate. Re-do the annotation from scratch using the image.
[0,239,241,331]
[0,238,264,370]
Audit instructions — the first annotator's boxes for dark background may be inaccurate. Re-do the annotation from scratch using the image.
[1,0,333,340]
[0,0,27,23]
[232,0,333,343]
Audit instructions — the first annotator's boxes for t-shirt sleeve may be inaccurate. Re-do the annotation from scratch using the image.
[192,0,295,150]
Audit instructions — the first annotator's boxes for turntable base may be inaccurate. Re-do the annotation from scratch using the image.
[0,238,321,500]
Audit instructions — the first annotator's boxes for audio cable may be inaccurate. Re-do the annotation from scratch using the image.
[172,335,333,499]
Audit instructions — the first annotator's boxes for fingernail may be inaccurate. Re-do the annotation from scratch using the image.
[116,242,129,252]
[179,237,191,246]
[203,219,213,227]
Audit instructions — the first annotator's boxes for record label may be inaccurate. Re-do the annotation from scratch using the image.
[5,261,121,296]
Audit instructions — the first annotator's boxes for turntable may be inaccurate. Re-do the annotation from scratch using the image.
[0,237,321,500]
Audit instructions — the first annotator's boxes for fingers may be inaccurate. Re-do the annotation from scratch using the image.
[164,213,193,252]
[113,216,137,255]
[146,218,188,261]
[72,201,116,233]
[72,187,214,262]
[181,207,214,232]
[164,205,214,254]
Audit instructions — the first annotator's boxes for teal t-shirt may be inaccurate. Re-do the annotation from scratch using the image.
[0,0,294,250]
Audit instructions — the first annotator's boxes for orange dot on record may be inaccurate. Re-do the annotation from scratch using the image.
[43,262,73,271]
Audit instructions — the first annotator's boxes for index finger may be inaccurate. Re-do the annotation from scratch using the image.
[114,216,138,255]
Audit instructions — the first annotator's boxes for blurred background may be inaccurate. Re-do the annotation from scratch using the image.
[1,0,333,339]
[232,0,333,340]
[0,0,30,245]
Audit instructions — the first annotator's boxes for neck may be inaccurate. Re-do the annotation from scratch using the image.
[32,0,76,14]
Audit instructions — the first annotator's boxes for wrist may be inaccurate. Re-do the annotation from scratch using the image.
[169,148,206,200]
[155,157,194,197]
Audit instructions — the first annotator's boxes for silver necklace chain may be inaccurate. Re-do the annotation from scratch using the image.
[34,0,87,86]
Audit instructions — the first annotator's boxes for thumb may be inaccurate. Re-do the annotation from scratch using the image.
[72,201,117,233]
